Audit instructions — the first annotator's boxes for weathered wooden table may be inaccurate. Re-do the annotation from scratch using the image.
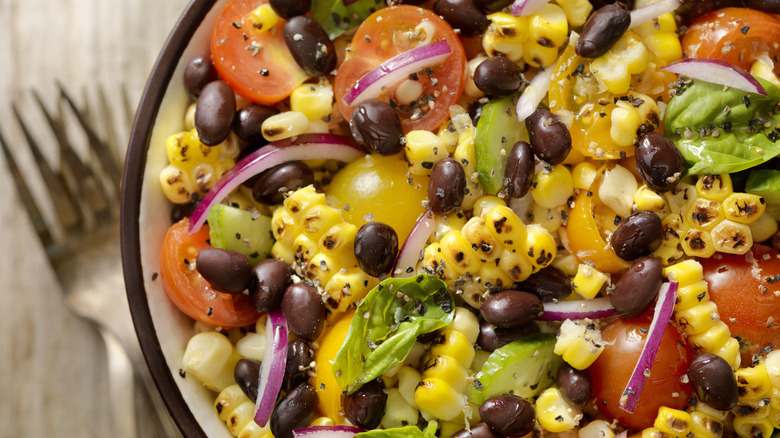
[0,0,190,436]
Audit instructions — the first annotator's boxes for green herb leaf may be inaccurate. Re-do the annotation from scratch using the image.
[355,421,438,438]
[332,274,454,394]
[663,77,780,175]
[311,0,385,40]
[746,168,780,220]
[474,93,529,194]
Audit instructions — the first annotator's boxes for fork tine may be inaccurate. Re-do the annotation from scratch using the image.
[11,103,83,232]
[121,83,136,131]
[96,85,125,174]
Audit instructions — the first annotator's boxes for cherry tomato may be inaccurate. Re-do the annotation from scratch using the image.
[312,310,354,424]
[682,7,780,76]
[699,245,780,364]
[589,313,693,431]
[211,0,308,104]
[159,218,261,328]
[333,5,468,133]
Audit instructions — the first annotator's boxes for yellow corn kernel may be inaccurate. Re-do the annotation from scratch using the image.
[661,213,685,247]
[439,421,467,438]
[554,0,592,27]
[750,59,780,88]
[524,40,559,69]
[259,431,274,438]
[554,319,605,370]
[227,401,256,436]
[676,300,720,336]
[306,252,337,286]
[465,56,488,99]
[421,241,445,279]
[572,263,609,299]
[318,222,357,267]
[591,32,649,94]
[654,407,693,438]
[572,161,599,190]
[184,103,196,130]
[532,165,574,209]
[735,364,773,402]
[578,420,616,438]
[536,387,583,433]
[634,185,666,212]
[261,111,310,142]
[300,204,343,241]
[749,212,779,243]
[432,329,476,369]
[696,174,734,202]
[483,12,529,62]
[641,427,665,438]
[681,228,716,258]
[453,126,482,211]
[664,259,704,285]
[715,337,742,370]
[381,388,419,429]
[397,366,422,409]
[472,195,507,217]
[439,230,482,277]
[247,3,280,32]
[414,377,467,422]
[422,354,470,393]
[552,249,579,277]
[310,417,334,427]
[451,307,480,345]
[770,407,780,429]
[437,122,459,154]
[290,83,333,122]
[532,203,563,233]
[723,193,766,224]
[237,420,270,438]
[498,248,535,282]
[433,211,468,242]
[688,321,731,354]
[215,384,250,422]
[160,164,197,204]
[642,32,683,64]
[665,182,697,216]
[404,129,447,176]
[483,205,528,249]
[271,241,294,265]
[461,217,504,260]
[527,3,568,49]
[525,224,557,272]
[732,399,771,420]
[610,102,643,147]
[191,162,218,194]
[766,349,780,387]
[323,267,375,313]
[284,185,326,222]
[599,164,639,218]
[689,410,724,438]
[675,279,710,312]
[654,243,684,266]
[685,198,725,231]
[292,233,318,266]
[235,333,265,361]
[711,220,754,255]
[182,331,236,392]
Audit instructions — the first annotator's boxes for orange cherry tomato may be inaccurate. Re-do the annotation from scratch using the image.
[159,218,261,328]
[312,310,355,424]
[333,5,467,133]
[211,0,308,104]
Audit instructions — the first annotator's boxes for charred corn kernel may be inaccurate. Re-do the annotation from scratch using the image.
[526,224,557,272]
[473,195,507,217]
[676,300,720,336]
[405,130,447,176]
[681,227,716,258]
[696,174,734,202]
[237,420,269,438]
[262,111,309,142]
[686,198,725,231]
[599,164,639,218]
[536,387,583,432]
[688,320,731,354]
[572,263,609,299]
[183,331,236,391]
[750,212,778,243]
[440,230,482,276]
[675,279,710,312]
[306,252,338,286]
[533,165,574,209]
[184,103,196,130]
[292,233,318,265]
[554,319,605,370]
[498,248,536,282]
[235,332,265,361]
[272,208,298,246]
[451,307,480,344]
[524,3,568,68]
[664,259,704,285]
[452,119,482,210]
[324,267,375,312]
[767,350,780,387]
[736,364,773,402]
[715,337,741,369]
[247,4,280,32]
[634,185,666,212]
[462,217,504,260]
[319,222,357,266]
[723,193,766,224]
[438,122,460,154]
[227,401,256,435]
[466,56,488,98]
[167,130,211,171]
[524,40,559,69]
[665,182,697,217]
[641,427,665,438]
[654,407,692,438]
[591,32,649,95]
[285,185,326,222]
[572,162,598,190]
[191,162,218,193]
[160,165,197,204]
[484,205,528,248]
[690,410,725,438]
[654,243,684,266]
[578,419,615,438]
[750,60,780,88]
[532,203,564,233]
[433,329,476,369]
[290,83,333,122]
[483,12,529,62]
[711,220,753,255]
[300,204,343,241]
[381,388,419,429]
[414,377,467,422]
[422,355,470,393]
[398,366,422,409]
[661,213,684,247]
[610,102,643,147]
[215,384,250,422]
[433,211,468,242]
[733,399,771,421]
[554,0,592,27]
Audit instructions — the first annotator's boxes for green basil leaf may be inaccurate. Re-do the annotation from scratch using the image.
[663,77,780,175]
[311,0,385,40]
[332,274,454,394]
[746,168,780,220]
[355,421,438,438]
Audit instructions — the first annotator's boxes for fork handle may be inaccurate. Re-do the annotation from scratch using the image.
[100,328,138,438]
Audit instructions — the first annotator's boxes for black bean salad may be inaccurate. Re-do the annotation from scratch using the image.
[155,0,780,437]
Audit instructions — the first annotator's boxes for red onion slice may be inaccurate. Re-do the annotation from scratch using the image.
[391,209,436,278]
[342,39,452,106]
[538,297,617,321]
[254,311,288,426]
[618,281,679,413]
[511,0,551,16]
[189,134,364,233]
[661,58,768,96]
[516,66,555,122]
[293,425,364,437]
[628,0,680,29]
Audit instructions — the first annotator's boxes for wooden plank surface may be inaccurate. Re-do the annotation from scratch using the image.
[0,0,190,436]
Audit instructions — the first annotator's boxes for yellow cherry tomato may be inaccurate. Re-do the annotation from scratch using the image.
[313,310,354,423]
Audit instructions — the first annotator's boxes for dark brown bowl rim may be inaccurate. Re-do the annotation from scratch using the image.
[121,0,218,436]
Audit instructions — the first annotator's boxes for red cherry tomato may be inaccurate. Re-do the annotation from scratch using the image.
[211,0,308,104]
[589,313,693,431]
[681,7,780,76]
[699,245,780,364]
[333,5,467,133]
[160,218,261,328]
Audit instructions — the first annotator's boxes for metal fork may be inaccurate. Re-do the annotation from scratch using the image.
[0,85,182,438]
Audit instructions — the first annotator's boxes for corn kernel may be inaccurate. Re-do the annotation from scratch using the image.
[291,83,334,122]
[462,217,504,260]
[414,378,467,422]
[381,388,419,429]
[237,420,270,438]
[572,161,599,190]
[749,212,779,243]
[723,193,766,224]
[533,165,574,209]
[676,300,720,336]
[432,329,476,369]
[182,331,236,392]
[554,0,592,27]
[599,164,639,218]
[472,195,507,217]
[247,4,280,32]
[735,363,773,402]
[160,164,197,204]
[227,401,256,436]
[715,337,742,370]
[690,410,725,438]
[422,354,470,393]
[688,321,731,354]
[439,230,482,277]
[591,32,649,94]
[532,202,564,233]
[215,384,250,422]
[654,407,693,438]
[483,12,529,62]
[405,129,447,176]
[634,185,666,212]
[261,111,310,142]
[451,307,480,345]
[300,204,343,241]
[572,263,609,299]
[484,205,528,249]
[750,60,780,88]
[674,279,710,312]
[554,319,605,370]
[536,387,583,433]
[526,224,557,272]
[578,419,615,438]
[664,259,704,285]
[610,102,643,147]
[766,349,780,387]
[696,174,734,202]
[681,228,716,258]
[498,248,535,282]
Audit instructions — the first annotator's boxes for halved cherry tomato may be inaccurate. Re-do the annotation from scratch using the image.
[333,5,467,133]
[160,218,261,328]
[589,313,693,431]
[211,0,308,104]
[699,245,780,364]
[312,310,354,424]
[682,7,780,76]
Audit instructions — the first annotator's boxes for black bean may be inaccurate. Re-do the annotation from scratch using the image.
[743,0,780,13]
[354,222,399,277]
[479,394,536,437]
[233,103,278,144]
[249,259,293,313]
[350,99,404,156]
[342,379,388,430]
[283,340,314,392]
[675,0,713,24]
[195,248,253,294]
[576,2,631,58]
[429,158,466,215]
[434,0,489,37]
[234,358,261,403]
[526,107,572,165]
[480,290,543,328]
[635,131,685,192]
[611,211,664,261]
[450,422,502,438]
[611,256,663,319]
[477,320,540,352]
[183,55,218,97]
[469,100,484,126]
[170,200,199,223]
[474,0,514,11]
[473,56,524,96]
[504,141,535,199]
[281,283,325,341]
[269,0,311,18]
[588,0,634,10]
[252,161,314,205]
[270,383,319,438]
[556,363,593,407]
[688,353,739,411]
[195,80,236,146]
[283,16,336,77]
[516,266,572,302]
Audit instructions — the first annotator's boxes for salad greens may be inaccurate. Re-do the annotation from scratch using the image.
[312,0,386,40]
[746,169,780,220]
[664,77,780,175]
[355,421,438,438]
[474,93,529,194]
[331,274,454,394]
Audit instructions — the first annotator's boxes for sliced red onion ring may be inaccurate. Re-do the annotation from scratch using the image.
[254,311,288,426]
[342,39,452,106]
[661,58,768,96]
[293,425,364,437]
[516,66,555,122]
[618,281,679,413]
[511,0,551,16]
[538,297,617,321]
[628,0,680,29]
[391,209,436,278]
[189,134,364,233]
